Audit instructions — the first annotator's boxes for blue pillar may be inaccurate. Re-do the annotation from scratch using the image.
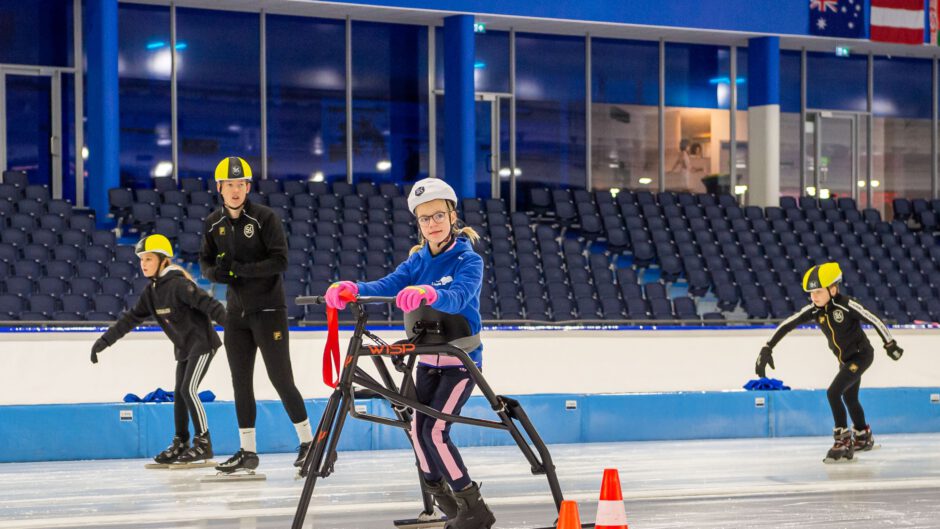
[746,36,780,208]
[443,15,475,199]
[85,0,120,225]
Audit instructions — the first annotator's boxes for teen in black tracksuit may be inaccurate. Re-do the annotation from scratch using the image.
[756,262,903,462]
[91,234,225,464]
[199,156,312,473]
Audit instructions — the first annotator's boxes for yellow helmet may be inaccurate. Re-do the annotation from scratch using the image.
[802,262,842,292]
[135,234,174,258]
[214,156,253,182]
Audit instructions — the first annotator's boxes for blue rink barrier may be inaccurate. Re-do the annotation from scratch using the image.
[0,388,938,463]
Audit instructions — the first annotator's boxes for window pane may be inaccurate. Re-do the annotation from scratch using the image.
[516,33,586,190]
[780,112,802,199]
[118,4,171,188]
[267,15,346,183]
[5,76,52,186]
[352,21,427,184]
[779,50,801,114]
[434,30,511,94]
[872,56,932,216]
[807,52,867,112]
[177,8,260,181]
[591,38,658,190]
[0,0,71,67]
[665,43,731,193]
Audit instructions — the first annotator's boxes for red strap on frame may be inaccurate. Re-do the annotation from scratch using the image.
[322,292,357,388]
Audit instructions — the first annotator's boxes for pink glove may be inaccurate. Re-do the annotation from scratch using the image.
[325,281,358,310]
[396,285,438,313]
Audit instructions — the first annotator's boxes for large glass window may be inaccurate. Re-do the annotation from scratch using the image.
[516,33,586,190]
[117,4,171,188]
[664,43,731,194]
[779,50,802,199]
[352,21,427,184]
[266,15,346,183]
[806,52,867,112]
[176,8,261,182]
[872,56,932,214]
[0,0,72,67]
[590,38,659,191]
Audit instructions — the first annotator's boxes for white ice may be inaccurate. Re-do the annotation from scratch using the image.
[2,433,939,528]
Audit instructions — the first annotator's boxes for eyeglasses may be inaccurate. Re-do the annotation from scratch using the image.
[417,211,448,225]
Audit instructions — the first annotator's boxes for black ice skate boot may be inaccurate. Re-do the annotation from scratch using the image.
[852,425,875,452]
[422,478,459,519]
[215,449,260,474]
[823,427,855,463]
[294,441,312,468]
[153,436,189,465]
[176,432,213,463]
[445,482,495,529]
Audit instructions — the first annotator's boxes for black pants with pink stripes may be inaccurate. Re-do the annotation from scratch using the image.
[410,366,476,492]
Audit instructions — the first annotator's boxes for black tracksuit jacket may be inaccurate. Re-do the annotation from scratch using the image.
[766,293,893,364]
[199,199,288,315]
[101,267,226,361]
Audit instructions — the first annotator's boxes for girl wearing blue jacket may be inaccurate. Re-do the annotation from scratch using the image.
[325,178,494,529]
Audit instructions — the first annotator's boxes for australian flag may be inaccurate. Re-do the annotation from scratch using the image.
[809,0,866,38]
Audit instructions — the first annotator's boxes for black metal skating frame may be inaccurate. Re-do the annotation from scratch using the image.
[291,296,566,529]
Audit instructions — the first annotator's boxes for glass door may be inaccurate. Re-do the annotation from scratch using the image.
[1,71,62,190]
[434,92,511,200]
[806,112,860,201]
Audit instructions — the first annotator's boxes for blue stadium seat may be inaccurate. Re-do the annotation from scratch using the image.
[107,260,138,279]
[0,295,25,319]
[180,178,204,193]
[4,276,33,296]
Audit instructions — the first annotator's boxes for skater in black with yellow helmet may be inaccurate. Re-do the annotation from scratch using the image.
[755,262,903,463]
[90,234,226,466]
[199,157,313,475]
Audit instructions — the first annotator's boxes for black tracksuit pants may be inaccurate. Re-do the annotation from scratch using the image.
[174,351,214,440]
[224,309,308,428]
[827,342,874,429]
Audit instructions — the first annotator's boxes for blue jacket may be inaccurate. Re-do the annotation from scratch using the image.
[356,237,484,367]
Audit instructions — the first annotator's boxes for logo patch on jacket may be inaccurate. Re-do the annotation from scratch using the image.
[219,227,226,236]
[819,316,826,324]
[156,308,171,315]
[433,275,453,287]
[244,224,255,238]
[849,363,858,373]
[833,309,845,323]
[273,331,283,341]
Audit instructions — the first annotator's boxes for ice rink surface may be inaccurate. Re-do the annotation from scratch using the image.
[2,433,939,529]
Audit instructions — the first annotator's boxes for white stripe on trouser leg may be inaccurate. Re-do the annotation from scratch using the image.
[595,499,628,525]
[431,378,470,480]
[188,354,210,434]
[410,414,431,473]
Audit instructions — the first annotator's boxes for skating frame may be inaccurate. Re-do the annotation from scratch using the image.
[291,296,568,529]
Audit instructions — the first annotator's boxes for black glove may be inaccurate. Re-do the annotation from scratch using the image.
[755,346,775,378]
[884,340,903,361]
[214,252,237,283]
[216,252,233,273]
[90,338,108,364]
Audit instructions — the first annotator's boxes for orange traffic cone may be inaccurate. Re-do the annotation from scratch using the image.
[595,468,629,529]
[556,500,582,529]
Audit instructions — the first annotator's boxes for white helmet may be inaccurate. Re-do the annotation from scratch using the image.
[407,178,458,215]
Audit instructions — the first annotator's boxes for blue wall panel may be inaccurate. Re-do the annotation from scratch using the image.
[323,0,809,36]
[2,388,938,463]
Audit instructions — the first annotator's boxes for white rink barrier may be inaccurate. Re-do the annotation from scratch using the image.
[2,326,937,406]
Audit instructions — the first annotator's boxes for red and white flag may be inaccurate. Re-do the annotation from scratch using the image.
[871,0,926,45]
